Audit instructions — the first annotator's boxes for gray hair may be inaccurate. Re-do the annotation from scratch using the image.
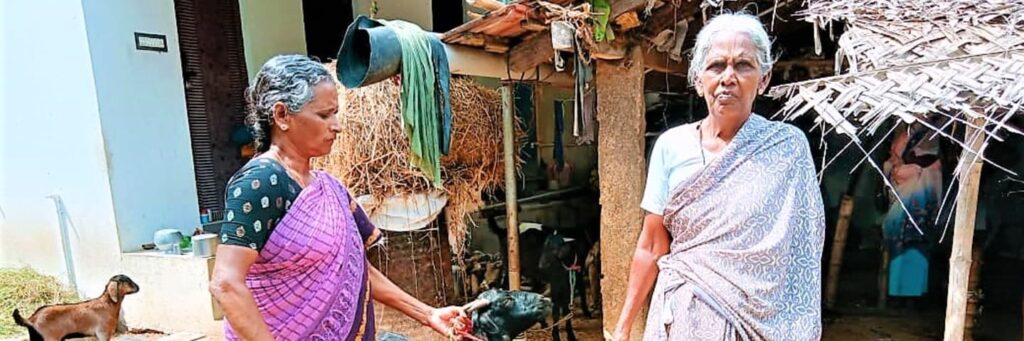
[688,12,776,87]
[245,54,334,152]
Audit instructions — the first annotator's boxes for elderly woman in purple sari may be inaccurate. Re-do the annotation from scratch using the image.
[210,55,467,341]
[610,13,826,341]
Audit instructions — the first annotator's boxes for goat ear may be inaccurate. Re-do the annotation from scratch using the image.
[106,281,119,303]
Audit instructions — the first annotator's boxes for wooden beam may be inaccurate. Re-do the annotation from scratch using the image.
[943,117,987,341]
[484,36,510,53]
[642,45,688,74]
[642,2,699,36]
[509,31,554,72]
[442,42,574,87]
[965,249,983,339]
[501,85,521,291]
[615,11,642,31]
[611,0,651,21]
[593,40,628,60]
[443,4,519,43]
[825,195,854,310]
[520,18,547,32]
[466,0,503,12]
[456,32,487,46]
[878,248,889,309]
[598,47,647,341]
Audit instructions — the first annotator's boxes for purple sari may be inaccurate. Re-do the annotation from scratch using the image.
[225,171,380,341]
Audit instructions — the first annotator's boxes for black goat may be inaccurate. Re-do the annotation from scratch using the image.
[464,289,552,341]
[484,213,548,290]
[537,232,591,341]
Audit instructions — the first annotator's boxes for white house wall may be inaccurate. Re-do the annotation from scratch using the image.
[0,0,123,298]
[80,0,200,253]
[239,0,308,79]
[353,0,434,30]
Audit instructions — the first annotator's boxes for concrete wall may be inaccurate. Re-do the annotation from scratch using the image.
[1,0,201,298]
[81,0,200,253]
[121,252,223,337]
[239,0,308,79]
[353,0,434,30]
[0,0,123,297]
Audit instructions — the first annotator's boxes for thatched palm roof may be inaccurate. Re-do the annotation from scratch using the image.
[768,0,1024,233]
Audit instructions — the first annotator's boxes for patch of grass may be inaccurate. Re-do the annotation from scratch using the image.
[0,267,79,336]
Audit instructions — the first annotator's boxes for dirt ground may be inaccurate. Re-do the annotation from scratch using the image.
[3,246,1019,340]
[0,332,194,341]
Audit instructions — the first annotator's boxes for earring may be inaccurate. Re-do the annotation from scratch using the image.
[280,124,289,131]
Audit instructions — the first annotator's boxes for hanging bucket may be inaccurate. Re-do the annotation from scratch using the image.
[337,15,403,88]
[551,21,575,52]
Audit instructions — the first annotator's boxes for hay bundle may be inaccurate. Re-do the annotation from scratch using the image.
[316,62,519,257]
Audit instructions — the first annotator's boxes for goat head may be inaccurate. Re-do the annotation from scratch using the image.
[464,289,551,341]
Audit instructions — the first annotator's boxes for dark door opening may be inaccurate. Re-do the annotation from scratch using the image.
[174,0,250,216]
[303,0,354,62]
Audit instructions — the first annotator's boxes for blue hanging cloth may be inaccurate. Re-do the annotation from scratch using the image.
[554,100,566,172]
[427,34,453,155]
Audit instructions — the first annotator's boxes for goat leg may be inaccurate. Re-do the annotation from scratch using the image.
[551,303,562,341]
[565,316,577,341]
[577,271,592,318]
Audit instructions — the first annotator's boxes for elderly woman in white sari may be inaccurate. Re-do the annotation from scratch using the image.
[611,13,826,341]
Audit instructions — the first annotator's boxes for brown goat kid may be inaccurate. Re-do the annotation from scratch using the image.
[12,275,140,341]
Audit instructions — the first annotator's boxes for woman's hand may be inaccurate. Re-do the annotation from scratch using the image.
[369,265,473,337]
[427,306,471,336]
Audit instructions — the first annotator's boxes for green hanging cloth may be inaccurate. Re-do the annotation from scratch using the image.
[592,0,615,42]
[382,20,444,188]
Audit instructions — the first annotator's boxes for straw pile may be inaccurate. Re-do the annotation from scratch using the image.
[0,268,79,336]
[316,62,520,257]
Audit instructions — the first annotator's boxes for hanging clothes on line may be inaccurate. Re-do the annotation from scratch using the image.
[382,20,452,188]
[553,100,566,171]
[573,40,597,145]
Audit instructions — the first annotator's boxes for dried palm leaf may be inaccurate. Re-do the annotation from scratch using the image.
[770,0,1024,235]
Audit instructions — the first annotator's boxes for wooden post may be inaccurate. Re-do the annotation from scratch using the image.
[501,85,521,290]
[441,42,574,87]
[964,248,983,340]
[943,117,986,341]
[879,247,889,309]
[597,47,647,340]
[466,0,504,12]
[825,195,855,310]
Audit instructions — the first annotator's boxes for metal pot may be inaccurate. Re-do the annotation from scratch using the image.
[191,233,219,258]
